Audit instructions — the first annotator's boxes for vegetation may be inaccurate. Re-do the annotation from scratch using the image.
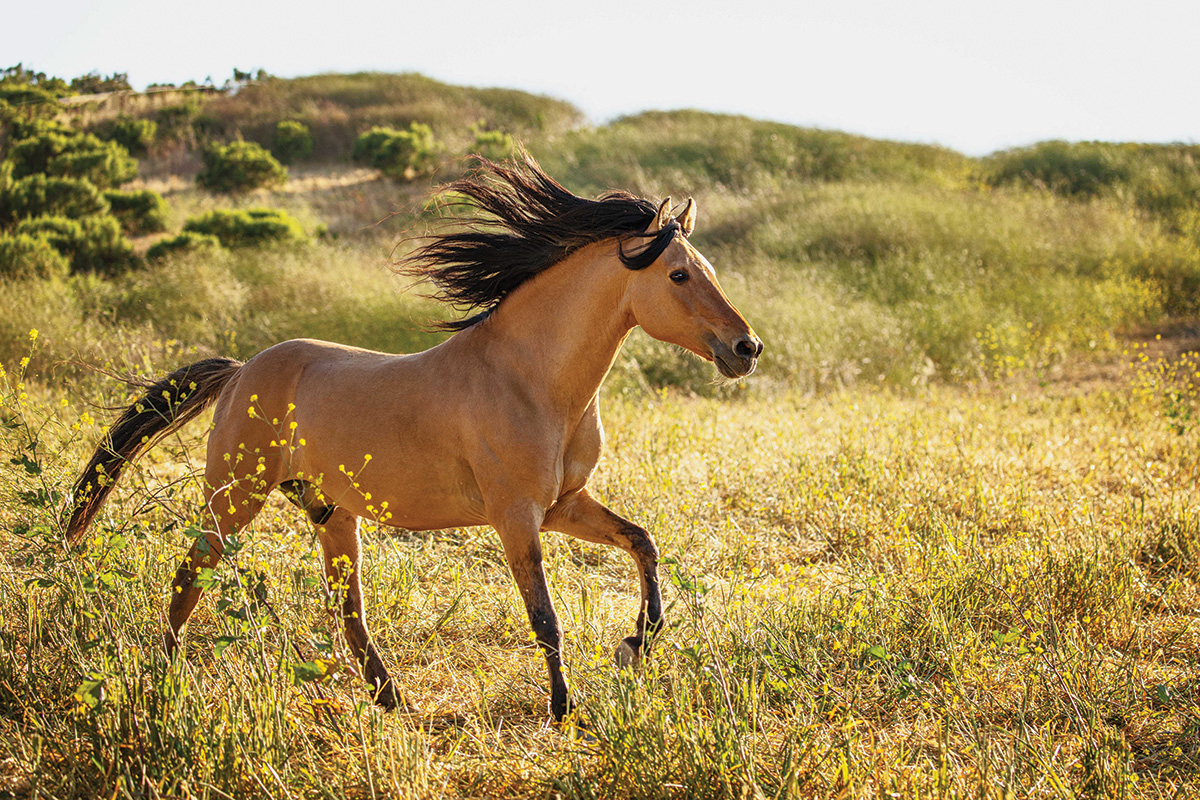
[195,140,288,194]
[982,140,1200,223]
[0,173,110,223]
[352,123,442,180]
[197,71,581,160]
[145,231,222,263]
[182,207,309,248]
[6,125,138,189]
[270,119,314,164]
[0,231,70,279]
[3,68,1200,798]
[13,214,136,275]
[2,347,1200,797]
[470,125,518,161]
[98,116,159,156]
[103,188,169,235]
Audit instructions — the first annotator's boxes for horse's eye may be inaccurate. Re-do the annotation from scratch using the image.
[669,269,689,284]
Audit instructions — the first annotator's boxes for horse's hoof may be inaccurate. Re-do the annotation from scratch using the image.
[614,637,641,669]
[371,681,411,712]
[550,693,576,723]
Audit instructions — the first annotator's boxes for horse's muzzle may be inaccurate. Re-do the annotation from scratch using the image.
[711,334,763,379]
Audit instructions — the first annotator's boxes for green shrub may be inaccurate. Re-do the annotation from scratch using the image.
[182,208,309,248]
[14,214,137,275]
[469,126,517,162]
[270,120,313,164]
[196,140,288,194]
[7,129,137,188]
[154,102,201,144]
[103,189,169,234]
[0,232,70,279]
[0,84,61,119]
[0,174,109,224]
[102,116,158,156]
[146,231,223,262]
[984,141,1133,197]
[351,123,441,180]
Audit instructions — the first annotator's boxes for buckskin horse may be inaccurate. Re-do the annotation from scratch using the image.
[65,156,762,720]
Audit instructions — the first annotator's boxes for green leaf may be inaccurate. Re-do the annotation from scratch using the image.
[214,635,240,657]
[865,645,888,660]
[10,454,40,475]
[194,568,220,590]
[293,659,334,683]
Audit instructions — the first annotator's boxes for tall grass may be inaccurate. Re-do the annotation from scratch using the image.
[538,110,971,197]
[2,340,1198,796]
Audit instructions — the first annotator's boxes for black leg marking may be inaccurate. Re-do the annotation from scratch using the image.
[279,479,336,526]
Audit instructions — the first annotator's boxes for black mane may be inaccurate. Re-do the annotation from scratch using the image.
[398,155,684,331]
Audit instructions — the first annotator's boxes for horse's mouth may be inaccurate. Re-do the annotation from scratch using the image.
[714,352,757,380]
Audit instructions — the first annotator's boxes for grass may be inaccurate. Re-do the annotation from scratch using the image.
[2,340,1199,797]
[4,71,1200,797]
[197,72,584,163]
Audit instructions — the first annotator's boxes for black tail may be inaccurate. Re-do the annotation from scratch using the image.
[64,357,243,545]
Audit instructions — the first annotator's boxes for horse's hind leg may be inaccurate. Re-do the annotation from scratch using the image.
[166,483,266,655]
[312,506,401,710]
[543,489,662,667]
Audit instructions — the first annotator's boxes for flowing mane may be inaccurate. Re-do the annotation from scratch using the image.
[398,155,686,331]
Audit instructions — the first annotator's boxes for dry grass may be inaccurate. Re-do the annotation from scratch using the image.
[1,338,1199,798]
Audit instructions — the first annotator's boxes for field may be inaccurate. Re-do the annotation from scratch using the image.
[2,72,1200,798]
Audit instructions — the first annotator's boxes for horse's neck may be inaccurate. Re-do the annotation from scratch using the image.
[466,243,633,414]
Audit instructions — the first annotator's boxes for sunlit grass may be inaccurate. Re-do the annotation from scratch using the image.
[2,331,1199,797]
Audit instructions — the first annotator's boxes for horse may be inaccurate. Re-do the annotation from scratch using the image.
[64,156,763,721]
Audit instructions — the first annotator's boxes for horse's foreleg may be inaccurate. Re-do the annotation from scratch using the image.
[495,504,572,721]
[543,488,662,667]
[315,507,401,710]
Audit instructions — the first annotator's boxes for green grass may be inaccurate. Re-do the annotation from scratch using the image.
[198,72,584,162]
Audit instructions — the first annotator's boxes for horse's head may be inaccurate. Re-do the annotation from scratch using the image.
[625,198,763,379]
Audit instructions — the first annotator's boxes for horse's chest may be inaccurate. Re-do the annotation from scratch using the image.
[560,415,603,495]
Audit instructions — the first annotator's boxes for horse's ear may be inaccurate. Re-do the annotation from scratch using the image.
[676,197,696,236]
[651,196,673,232]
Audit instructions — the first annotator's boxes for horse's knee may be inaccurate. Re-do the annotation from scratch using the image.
[621,522,659,564]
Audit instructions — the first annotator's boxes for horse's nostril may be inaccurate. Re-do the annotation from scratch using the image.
[734,337,759,359]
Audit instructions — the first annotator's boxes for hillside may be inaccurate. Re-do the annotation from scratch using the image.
[1,72,1197,394]
[3,70,1200,799]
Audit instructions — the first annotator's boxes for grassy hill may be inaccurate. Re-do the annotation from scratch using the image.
[200,72,584,160]
[3,70,1200,798]
[4,72,1197,393]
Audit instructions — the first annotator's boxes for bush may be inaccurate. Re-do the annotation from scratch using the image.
[14,214,137,275]
[0,232,70,279]
[984,141,1132,197]
[102,116,158,156]
[146,231,223,263]
[103,189,169,235]
[0,174,109,224]
[182,208,308,248]
[351,123,441,180]
[271,120,313,164]
[7,129,137,188]
[469,126,516,162]
[154,102,201,144]
[196,140,288,194]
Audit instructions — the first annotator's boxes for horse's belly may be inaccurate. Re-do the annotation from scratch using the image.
[309,460,487,531]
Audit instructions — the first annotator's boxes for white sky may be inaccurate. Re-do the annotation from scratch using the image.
[5,0,1198,155]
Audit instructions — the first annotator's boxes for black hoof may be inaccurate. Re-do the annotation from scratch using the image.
[370,679,405,711]
[615,635,643,668]
[550,691,575,723]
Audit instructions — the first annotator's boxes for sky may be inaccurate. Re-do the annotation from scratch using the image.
[4,0,1198,155]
